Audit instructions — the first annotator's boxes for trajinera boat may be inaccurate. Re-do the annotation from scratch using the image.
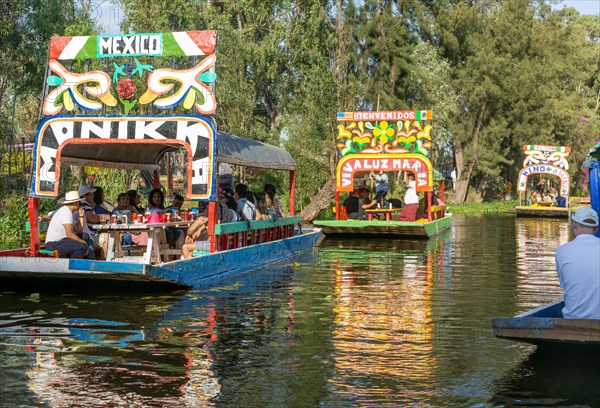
[492,142,600,347]
[0,30,321,290]
[492,300,600,347]
[515,144,571,218]
[313,110,451,238]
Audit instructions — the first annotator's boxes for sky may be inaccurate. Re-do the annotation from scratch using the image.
[94,0,599,35]
[552,0,600,15]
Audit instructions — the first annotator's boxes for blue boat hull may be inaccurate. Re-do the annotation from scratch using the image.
[0,228,322,290]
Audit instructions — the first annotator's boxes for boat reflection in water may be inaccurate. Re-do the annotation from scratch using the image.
[514,217,570,310]
[319,231,451,402]
[0,291,223,407]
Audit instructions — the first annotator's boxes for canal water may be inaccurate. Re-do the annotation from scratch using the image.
[1,214,598,407]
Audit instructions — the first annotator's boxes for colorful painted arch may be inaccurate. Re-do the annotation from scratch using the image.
[336,154,434,192]
[31,115,216,200]
[517,164,570,196]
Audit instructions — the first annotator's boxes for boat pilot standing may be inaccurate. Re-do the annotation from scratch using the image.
[554,207,600,319]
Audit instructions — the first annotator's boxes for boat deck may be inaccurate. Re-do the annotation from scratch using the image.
[314,215,452,238]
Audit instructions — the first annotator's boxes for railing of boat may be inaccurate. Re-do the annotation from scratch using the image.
[214,216,301,251]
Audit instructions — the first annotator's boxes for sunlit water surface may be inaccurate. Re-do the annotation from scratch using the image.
[1,214,598,407]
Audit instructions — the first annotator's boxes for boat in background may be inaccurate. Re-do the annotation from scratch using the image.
[492,300,600,347]
[493,141,600,348]
[0,30,321,290]
[313,110,451,238]
[515,145,571,218]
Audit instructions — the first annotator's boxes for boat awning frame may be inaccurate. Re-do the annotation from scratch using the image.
[215,132,295,171]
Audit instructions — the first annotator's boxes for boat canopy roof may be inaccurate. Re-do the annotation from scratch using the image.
[216,132,295,170]
[59,131,295,171]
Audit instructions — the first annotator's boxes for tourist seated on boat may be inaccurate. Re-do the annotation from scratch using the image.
[169,194,185,212]
[112,193,147,246]
[221,188,240,215]
[555,194,567,208]
[127,189,144,214]
[347,188,377,220]
[343,188,360,217]
[530,190,541,205]
[78,184,105,259]
[264,183,285,216]
[147,188,184,248]
[44,191,91,259]
[92,186,112,215]
[542,190,553,203]
[555,207,600,319]
[416,192,443,220]
[255,192,274,220]
[399,173,419,221]
[181,194,236,258]
[235,183,261,221]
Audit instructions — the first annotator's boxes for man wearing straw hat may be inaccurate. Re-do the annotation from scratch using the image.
[555,207,600,319]
[44,191,90,259]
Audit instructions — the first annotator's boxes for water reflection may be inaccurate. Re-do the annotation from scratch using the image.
[0,292,212,407]
[0,215,597,406]
[514,217,570,309]
[319,233,449,404]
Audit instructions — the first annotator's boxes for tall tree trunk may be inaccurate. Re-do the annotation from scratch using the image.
[475,174,488,202]
[451,101,488,203]
[300,173,337,223]
[453,137,468,203]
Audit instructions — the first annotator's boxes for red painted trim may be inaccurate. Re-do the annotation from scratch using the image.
[335,191,340,220]
[28,197,39,254]
[208,201,217,253]
[427,191,432,222]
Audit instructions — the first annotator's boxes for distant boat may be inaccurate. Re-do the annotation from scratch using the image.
[515,145,571,218]
[492,300,600,346]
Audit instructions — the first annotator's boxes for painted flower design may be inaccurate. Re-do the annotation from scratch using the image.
[373,121,395,144]
[117,78,136,99]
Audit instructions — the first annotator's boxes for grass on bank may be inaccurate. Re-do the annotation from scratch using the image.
[446,199,519,214]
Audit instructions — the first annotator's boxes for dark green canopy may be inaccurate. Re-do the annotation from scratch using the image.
[216,132,295,171]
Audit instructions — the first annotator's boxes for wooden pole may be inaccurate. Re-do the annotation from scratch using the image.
[289,170,296,216]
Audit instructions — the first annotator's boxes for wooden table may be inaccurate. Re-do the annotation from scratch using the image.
[364,208,402,221]
[96,221,192,264]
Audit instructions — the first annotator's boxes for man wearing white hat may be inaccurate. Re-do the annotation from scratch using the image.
[45,191,90,259]
[555,207,600,319]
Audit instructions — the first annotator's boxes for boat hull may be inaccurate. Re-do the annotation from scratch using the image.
[313,215,451,238]
[0,228,322,290]
[492,300,600,346]
[515,206,569,218]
